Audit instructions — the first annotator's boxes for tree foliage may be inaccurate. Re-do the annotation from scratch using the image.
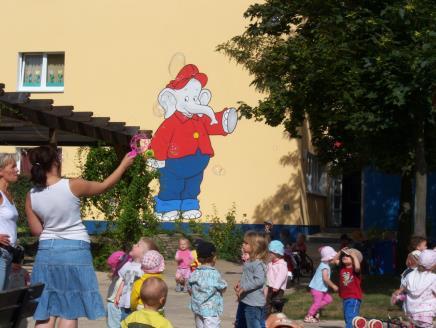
[218,0,435,174]
[79,147,158,251]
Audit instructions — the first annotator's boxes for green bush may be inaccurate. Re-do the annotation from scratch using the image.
[9,175,31,236]
[79,146,158,269]
[206,205,244,262]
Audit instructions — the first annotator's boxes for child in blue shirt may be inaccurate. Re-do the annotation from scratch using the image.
[304,246,339,323]
[188,241,227,328]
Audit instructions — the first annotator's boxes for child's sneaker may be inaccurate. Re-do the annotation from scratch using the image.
[315,312,320,320]
[304,315,319,323]
[175,283,182,292]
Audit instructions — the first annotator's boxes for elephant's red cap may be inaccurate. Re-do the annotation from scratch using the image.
[166,64,208,90]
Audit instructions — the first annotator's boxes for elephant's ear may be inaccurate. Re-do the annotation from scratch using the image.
[158,88,177,119]
[199,88,212,106]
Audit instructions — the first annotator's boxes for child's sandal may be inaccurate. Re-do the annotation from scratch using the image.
[303,315,319,323]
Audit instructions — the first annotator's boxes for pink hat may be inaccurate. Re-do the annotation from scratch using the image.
[107,251,126,271]
[141,250,165,273]
[320,246,337,261]
[419,249,436,269]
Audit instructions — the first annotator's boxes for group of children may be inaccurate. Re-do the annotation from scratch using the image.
[305,235,435,328]
[304,245,363,328]
[105,232,435,328]
[105,231,294,328]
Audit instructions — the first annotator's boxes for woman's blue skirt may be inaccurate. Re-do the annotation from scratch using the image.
[31,239,105,320]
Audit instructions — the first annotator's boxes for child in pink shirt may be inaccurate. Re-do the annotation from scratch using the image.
[265,240,288,315]
[175,238,193,292]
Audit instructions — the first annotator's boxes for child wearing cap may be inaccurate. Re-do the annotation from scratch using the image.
[393,249,436,328]
[336,248,363,328]
[304,246,339,323]
[265,240,288,316]
[130,250,165,311]
[122,277,173,328]
[188,241,227,328]
[106,251,127,328]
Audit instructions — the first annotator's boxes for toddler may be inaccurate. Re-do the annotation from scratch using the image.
[130,250,165,311]
[337,248,363,328]
[188,241,227,328]
[394,249,436,328]
[392,250,421,306]
[409,235,427,252]
[235,231,268,328]
[304,246,338,323]
[175,238,193,292]
[265,240,288,316]
[107,251,126,328]
[291,233,307,254]
[121,277,173,328]
[115,239,149,320]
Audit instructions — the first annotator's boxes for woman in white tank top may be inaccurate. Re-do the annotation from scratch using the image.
[25,146,134,328]
[0,153,19,291]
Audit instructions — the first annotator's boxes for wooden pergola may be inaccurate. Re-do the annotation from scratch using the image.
[0,83,151,155]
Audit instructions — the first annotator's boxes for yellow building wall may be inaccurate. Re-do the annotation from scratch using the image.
[0,0,317,226]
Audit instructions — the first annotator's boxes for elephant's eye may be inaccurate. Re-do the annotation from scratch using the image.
[193,96,198,102]
[184,96,189,102]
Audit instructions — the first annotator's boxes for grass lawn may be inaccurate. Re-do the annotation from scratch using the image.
[283,275,405,321]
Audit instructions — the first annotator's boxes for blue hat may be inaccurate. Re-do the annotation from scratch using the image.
[268,240,284,256]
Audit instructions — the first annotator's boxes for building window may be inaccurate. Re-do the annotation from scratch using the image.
[306,152,328,196]
[18,53,64,92]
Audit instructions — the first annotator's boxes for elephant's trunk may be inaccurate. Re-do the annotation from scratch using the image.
[188,103,218,125]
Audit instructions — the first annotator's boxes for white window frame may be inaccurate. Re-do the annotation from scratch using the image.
[305,151,328,196]
[17,52,64,93]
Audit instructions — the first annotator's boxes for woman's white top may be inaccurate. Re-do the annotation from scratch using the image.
[30,179,89,242]
[0,190,18,246]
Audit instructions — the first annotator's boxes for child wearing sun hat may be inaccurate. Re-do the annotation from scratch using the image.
[265,240,289,316]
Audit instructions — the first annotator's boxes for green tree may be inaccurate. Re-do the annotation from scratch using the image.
[80,147,158,252]
[218,0,435,239]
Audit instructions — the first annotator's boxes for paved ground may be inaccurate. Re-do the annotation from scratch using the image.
[28,259,344,327]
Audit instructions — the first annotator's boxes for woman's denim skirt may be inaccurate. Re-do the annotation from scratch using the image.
[31,239,105,320]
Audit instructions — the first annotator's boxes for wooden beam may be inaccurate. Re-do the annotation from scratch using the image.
[51,108,73,117]
[89,117,109,127]
[49,129,57,146]
[123,126,140,135]
[25,99,54,110]
[106,122,126,131]
[70,112,93,122]
[0,92,30,104]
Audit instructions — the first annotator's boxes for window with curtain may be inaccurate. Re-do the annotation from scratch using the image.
[19,52,65,92]
[46,54,64,87]
[22,55,43,87]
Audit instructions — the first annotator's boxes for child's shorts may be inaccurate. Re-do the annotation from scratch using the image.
[176,267,191,281]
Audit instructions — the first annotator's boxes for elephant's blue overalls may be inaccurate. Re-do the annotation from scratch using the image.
[155,150,210,212]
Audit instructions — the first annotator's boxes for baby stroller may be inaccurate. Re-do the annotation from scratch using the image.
[285,250,314,283]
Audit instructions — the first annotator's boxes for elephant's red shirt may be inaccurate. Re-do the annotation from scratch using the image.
[150,110,228,160]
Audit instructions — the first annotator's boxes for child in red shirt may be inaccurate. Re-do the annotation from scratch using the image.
[337,248,363,328]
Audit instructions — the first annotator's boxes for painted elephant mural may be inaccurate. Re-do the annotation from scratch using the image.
[148,64,238,221]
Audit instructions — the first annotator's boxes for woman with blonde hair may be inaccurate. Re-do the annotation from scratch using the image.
[235,231,268,328]
[0,153,19,290]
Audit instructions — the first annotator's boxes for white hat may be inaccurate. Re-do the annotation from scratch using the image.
[320,246,337,261]
[419,249,436,269]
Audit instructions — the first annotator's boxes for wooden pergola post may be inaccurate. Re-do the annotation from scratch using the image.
[49,128,57,146]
